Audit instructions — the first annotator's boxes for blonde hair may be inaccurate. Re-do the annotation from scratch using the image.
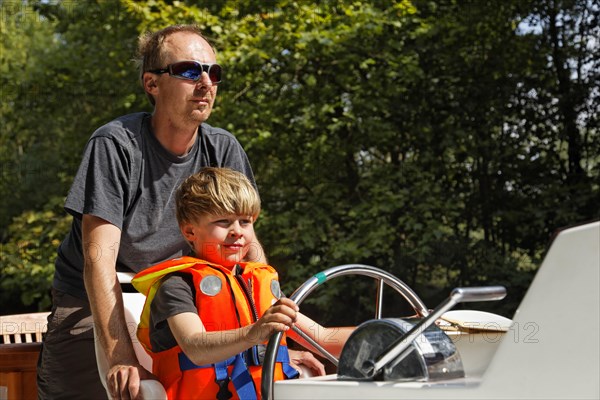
[176,167,260,226]
[136,24,215,105]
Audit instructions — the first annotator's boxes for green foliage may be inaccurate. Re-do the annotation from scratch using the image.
[0,1,59,228]
[1,0,145,313]
[0,197,70,312]
[1,0,146,231]
[121,0,221,34]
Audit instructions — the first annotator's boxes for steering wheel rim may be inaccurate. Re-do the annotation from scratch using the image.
[261,264,429,400]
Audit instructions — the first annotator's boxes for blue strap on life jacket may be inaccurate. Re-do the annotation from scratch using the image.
[275,345,300,379]
[179,352,257,400]
[230,353,257,400]
[178,344,299,399]
[243,344,299,380]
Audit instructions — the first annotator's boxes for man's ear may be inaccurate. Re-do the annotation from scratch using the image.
[181,223,195,242]
[142,72,159,96]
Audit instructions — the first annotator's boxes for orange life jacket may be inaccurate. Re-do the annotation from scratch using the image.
[132,256,298,400]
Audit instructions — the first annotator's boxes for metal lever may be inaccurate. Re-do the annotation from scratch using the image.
[291,325,339,367]
[363,286,506,378]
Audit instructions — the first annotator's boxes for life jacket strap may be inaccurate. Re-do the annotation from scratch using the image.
[241,344,299,379]
[177,344,299,399]
[274,345,300,380]
[178,352,257,399]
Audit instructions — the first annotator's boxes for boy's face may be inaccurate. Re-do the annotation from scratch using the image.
[181,213,256,267]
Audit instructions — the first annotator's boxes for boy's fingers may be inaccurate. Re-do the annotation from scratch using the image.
[268,304,298,322]
[275,297,299,311]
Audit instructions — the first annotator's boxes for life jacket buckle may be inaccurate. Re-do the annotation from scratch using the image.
[215,376,233,400]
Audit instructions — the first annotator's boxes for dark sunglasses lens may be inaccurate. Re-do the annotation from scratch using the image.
[208,64,222,83]
[171,62,202,80]
[170,62,222,83]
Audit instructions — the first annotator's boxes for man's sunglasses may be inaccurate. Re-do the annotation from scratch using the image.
[148,61,222,84]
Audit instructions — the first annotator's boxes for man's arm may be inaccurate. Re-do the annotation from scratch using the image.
[82,214,153,399]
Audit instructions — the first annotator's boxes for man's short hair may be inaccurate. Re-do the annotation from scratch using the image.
[176,167,261,226]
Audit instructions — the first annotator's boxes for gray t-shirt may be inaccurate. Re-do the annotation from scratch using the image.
[53,112,255,299]
[150,273,197,351]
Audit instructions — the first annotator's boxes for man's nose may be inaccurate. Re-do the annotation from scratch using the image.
[196,71,214,89]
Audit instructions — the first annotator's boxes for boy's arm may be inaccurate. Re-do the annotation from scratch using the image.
[168,312,254,365]
[168,297,299,366]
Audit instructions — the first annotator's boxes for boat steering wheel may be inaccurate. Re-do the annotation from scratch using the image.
[261,264,429,400]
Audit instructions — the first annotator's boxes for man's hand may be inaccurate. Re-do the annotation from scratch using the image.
[288,349,326,377]
[107,363,158,400]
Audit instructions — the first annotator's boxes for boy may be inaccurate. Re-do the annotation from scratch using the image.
[132,167,351,399]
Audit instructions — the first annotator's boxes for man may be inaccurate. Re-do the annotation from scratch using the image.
[38,25,269,399]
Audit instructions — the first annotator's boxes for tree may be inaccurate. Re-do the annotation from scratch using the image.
[1,1,58,229]
[1,0,145,311]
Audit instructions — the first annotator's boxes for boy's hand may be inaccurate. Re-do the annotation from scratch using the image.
[249,297,299,343]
